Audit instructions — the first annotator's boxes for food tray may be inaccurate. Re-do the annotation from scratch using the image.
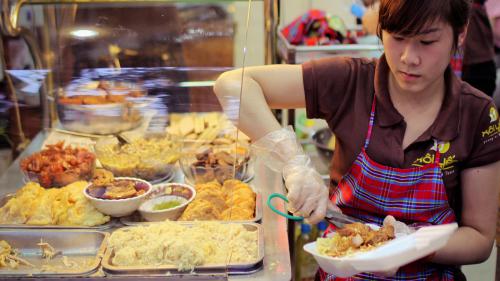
[101,222,264,275]
[277,27,383,64]
[0,229,108,277]
[119,191,263,225]
[0,194,117,230]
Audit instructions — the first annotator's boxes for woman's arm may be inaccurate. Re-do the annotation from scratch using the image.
[213,64,304,140]
[431,160,500,265]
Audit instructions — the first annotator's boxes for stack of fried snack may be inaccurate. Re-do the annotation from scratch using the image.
[167,112,250,145]
[0,181,110,226]
[179,179,255,221]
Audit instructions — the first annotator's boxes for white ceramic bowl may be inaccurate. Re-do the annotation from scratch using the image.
[84,177,153,217]
[138,183,196,222]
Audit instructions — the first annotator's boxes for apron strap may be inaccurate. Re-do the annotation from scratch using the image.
[434,139,442,165]
[364,95,377,149]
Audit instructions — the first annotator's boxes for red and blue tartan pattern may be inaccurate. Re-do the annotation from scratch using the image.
[319,97,457,281]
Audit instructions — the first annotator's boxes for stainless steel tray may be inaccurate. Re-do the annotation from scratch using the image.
[0,229,108,277]
[119,191,262,225]
[102,222,264,275]
[0,194,117,230]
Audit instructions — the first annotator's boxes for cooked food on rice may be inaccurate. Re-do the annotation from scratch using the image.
[317,221,395,257]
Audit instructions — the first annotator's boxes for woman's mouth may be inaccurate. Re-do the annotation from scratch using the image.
[399,71,421,82]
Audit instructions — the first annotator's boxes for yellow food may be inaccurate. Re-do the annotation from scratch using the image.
[317,222,395,257]
[108,221,258,271]
[0,240,33,268]
[179,180,255,221]
[167,112,250,145]
[0,181,110,226]
[97,136,180,181]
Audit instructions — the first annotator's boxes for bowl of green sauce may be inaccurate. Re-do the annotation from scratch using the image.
[138,183,196,221]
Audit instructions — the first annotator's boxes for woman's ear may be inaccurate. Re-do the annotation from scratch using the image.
[458,23,468,47]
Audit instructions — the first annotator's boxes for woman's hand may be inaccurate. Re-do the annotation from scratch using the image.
[283,156,330,224]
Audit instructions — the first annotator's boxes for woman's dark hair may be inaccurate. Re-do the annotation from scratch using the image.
[377,0,470,50]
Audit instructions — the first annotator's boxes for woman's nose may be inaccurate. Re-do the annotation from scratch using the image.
[400,43,421,66]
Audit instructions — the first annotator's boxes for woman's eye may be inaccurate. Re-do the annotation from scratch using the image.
[421,40,437,45]
[393,36,404,41]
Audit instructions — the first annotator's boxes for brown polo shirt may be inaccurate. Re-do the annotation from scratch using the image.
[303,55,500,220]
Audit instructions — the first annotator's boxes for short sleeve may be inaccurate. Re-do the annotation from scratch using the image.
[302,57,375,128]
[464,101,500,168]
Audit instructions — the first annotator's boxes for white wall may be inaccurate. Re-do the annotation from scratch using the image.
[230,1,265,67]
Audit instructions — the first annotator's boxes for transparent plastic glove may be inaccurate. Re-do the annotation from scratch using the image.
[251,126,305,173]
[282,155,330,224]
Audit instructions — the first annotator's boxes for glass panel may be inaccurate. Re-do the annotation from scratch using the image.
[1,0,264,277]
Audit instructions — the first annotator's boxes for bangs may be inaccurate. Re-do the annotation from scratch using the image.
[378,0,453,37]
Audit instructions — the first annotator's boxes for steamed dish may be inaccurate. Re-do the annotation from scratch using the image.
[108,221,258,271]
[0,181,110,226]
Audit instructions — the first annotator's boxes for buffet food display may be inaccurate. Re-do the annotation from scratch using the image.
[0,103,267,278]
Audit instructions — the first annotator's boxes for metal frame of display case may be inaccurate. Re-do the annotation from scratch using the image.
[0,0,291,280]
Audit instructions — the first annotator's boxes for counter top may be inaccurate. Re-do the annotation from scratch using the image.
[0,130,292,281]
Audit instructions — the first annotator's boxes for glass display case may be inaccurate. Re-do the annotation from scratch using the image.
[0,0,291,280]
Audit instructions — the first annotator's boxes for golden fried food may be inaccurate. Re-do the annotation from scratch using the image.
[196,189,226,212]
[0,181,110,226]
[317,222,395,257]
[178,180,255,221]
[92,169,114,186]
[179,199,221,221]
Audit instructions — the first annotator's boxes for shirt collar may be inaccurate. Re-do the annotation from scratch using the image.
[373,54,461,142]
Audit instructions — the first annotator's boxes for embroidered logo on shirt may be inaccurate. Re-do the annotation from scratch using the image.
[489,107,498,123]
[481,107,500,141]
[412,141,457,171]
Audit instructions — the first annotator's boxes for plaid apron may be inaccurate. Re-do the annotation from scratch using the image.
[318,97,457,281]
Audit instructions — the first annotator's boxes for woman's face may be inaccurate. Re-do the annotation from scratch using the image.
[382,21,454,94]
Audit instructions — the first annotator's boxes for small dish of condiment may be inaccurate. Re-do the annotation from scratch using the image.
[138,183,196,222]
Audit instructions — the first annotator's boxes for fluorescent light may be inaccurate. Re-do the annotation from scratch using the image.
[178,81,215,87]
[70,29,99,38]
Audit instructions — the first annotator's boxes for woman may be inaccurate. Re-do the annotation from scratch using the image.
[214,0,500,280]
